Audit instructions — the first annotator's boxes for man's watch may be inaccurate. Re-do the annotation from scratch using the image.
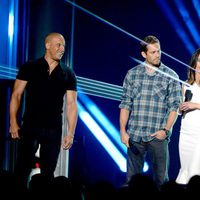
[162,128,170,136]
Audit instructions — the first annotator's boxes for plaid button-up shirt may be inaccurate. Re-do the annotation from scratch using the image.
[119,62,182,142]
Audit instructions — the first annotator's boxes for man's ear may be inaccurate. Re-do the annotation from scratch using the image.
[45,42,50,50]
[141,51,146,59]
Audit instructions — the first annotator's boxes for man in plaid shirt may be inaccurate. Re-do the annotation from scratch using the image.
[119,35,182,189]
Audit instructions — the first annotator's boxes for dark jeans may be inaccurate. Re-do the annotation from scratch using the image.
[127,138,169,188]
[14,126,62,191]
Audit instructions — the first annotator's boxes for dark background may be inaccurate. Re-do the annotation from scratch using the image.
[1,0,199,188]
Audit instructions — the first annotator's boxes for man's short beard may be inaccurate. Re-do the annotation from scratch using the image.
[154,62,161,68]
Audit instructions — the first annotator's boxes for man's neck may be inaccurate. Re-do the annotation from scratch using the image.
[44,55,59,74]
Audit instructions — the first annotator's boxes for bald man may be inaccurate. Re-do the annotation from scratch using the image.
[9,32,78,192]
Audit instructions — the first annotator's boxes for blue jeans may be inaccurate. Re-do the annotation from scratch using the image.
[127,138,169,188]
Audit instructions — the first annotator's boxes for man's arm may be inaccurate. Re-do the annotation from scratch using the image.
[9,79,27,139]
[119,108,130,147]
[151,110,178,139]
[164,110,178,131]
[62,90,78,150]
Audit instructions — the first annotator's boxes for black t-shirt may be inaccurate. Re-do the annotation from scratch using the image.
[17,57,77,128]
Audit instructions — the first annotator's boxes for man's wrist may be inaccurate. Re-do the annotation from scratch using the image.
[162,128,170,136]
[67,133,74,138]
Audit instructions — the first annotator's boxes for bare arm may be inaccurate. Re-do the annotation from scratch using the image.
[178,85,185,114]
[180,102,200,111]
[9,79,27,139]
[62,90,78,150]
[119,108,130,147]
[179,86,200,111]
[164,110,178,131]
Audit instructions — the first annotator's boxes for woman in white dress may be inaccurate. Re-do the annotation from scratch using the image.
[176,48,200,185]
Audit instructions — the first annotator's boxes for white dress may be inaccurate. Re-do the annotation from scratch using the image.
[176,83,200,184]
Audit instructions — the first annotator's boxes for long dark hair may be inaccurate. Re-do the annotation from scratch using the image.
[187,48,200,85]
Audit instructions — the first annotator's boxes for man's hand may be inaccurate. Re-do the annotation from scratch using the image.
[150,130,167,140]
[120,131,130,147]
[9,123,20,139]
[62,134,74,150]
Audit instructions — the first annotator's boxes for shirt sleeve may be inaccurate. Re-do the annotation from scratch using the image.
[167,74,182,112]
[66,67,77,91]
[119,70,133,110]
[16,62,33,81]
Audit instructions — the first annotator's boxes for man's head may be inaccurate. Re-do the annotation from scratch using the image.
[140,35,161,67]
[44,32,65,61]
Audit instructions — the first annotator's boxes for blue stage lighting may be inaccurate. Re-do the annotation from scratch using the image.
[156,0,195,54]
[192,0,200,20]
[78,92,127,154]
[78,101,127,172]
[174,0,200,46]
[8,13,14,41]
[143,162,149,173]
